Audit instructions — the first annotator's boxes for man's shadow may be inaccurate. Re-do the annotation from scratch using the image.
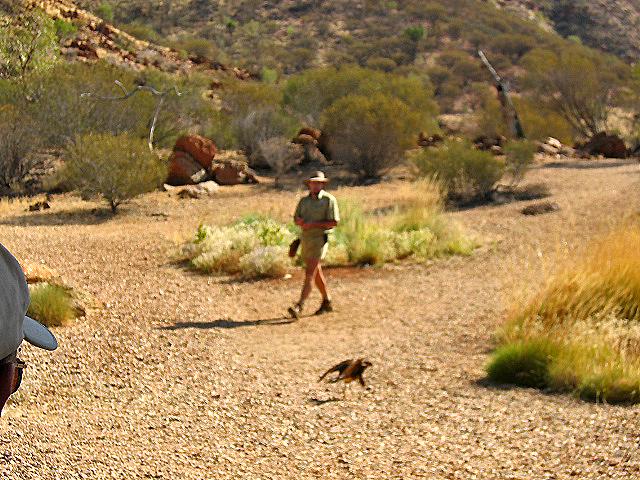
[159,316,298,330]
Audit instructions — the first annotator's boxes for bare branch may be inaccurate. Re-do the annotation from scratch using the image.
[81,81,182,151]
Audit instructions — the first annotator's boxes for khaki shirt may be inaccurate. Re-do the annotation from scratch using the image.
[294,190,340,238]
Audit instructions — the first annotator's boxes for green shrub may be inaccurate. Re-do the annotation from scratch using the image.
[321,93,422,178]
[412,140,505,202]
[260,67,278,84]
[120,22,161,43]
[504,140,536,186]
[0,8,59,84]
[365,57,398,72]
[27,283,75,327]
[521,46,631,138]
[512,97,575,144]
[96,2,115,23]
[171,37,217,59]
[487,340,558,389]
[489,33,536,61]
[404,26,425,42]
[283,66,438,128]
[54,19,77,41]
[63,133,167,213]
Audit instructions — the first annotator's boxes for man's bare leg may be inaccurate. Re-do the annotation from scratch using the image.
[289,258,319,319]
[314,263,329,301]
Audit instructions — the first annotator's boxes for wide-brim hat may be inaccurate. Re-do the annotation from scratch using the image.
[305,171,329,183]
[0,244,58,360]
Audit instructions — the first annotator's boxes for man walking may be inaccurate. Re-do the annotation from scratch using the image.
[0,243,58,415]
[288,171,340,319]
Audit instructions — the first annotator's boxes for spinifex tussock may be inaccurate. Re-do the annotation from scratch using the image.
[489,226,640,403]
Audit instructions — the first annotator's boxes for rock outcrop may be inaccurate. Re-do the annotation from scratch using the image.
[577,132,628,159]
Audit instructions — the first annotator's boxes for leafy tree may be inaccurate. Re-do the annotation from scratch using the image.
[283,66,438,129]
[322,93,422,178]
[522,46,630,138]
[0,8,58,91]
[63,133,167,213]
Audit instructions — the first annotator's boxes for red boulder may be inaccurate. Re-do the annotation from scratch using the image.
[578,132,628,159]
[174,135,217,170]
[167,151,207,186]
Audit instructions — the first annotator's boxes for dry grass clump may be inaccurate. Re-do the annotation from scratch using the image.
[27,283,76,327]
[328,179,475,266]
[183,215,295,278]
[488,226,640,403]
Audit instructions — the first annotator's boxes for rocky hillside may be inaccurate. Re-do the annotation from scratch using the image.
[499,0,640,61]
[15,0,255,79]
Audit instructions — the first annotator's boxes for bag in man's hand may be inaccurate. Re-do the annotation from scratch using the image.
[288,238,300,258]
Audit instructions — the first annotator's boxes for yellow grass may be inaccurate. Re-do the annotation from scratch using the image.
[490,225,640,403]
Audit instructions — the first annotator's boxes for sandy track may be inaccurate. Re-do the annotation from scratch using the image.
[0,159,639,479]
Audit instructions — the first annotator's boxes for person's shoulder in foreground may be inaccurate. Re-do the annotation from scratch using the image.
[0,242,58,415]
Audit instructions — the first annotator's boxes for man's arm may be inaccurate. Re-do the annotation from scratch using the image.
[301,220,337,230]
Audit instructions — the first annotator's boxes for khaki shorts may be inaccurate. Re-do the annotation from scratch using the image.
[301,235,328,261]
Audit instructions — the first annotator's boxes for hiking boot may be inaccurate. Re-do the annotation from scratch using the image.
[288,303,303,320]
[315,299,333,315]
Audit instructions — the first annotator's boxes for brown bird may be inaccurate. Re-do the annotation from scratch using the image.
[318,358,372,395]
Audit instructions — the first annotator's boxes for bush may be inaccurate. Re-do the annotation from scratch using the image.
[0,105,41,193]
[233,108,299,161]
[26,62,164,148]
[412,140,505,202]
[365,57,397,72]
[487,341,557,389]
[328,181,474,266]
[63,133,167,213]
[239,246,289,279]
[404,26,425,42]
[283,66,438,128]
[0,8,59,85]
[96,2,115,23]
[512,97,575,144]
[321,93,422,178]
[492,225,640,403]
[258,137,302,188]
[54,19,77,41]
[27,283,75,327]
[185,217,294,277]
[504,140,536,186]
[171,37,217,59]
[521,46,631,138]
[120,22,161,43]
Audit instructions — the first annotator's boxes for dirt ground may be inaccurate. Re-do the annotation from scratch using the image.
[0,158,639,479]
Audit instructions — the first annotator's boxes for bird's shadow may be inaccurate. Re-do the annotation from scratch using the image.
[159,316,297,330]
[308,397,342,405]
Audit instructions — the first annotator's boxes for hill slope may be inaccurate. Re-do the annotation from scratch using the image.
[502,0,640,61]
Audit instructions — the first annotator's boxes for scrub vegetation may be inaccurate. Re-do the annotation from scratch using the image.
[182,180,474,279]
[27,283,76,327]
[488,225,640,403]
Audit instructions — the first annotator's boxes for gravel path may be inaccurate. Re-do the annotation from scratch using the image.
[0,159,639,479]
